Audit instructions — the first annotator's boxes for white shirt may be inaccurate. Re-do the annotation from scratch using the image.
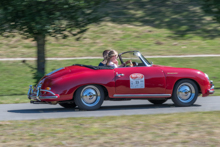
[108,61,118,68]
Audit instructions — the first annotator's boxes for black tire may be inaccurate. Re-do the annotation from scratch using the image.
[59,103,76,108]
[171,79,198,107]
[74,85,104,110]
[148,99,167,105]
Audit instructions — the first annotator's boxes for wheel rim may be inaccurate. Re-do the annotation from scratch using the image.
[80,85,100,107]
[177,82,195,103]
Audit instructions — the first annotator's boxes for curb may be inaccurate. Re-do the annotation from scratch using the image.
[0,55,220,61]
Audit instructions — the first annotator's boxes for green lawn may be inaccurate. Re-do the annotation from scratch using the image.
[0,0,220,58]
[0,57,219,104]
[1,112,220,146]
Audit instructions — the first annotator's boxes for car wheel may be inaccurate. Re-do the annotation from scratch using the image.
[74,85,104,110]
[171,79,198,107]
[148,99,167,105]
[59,103,76,108]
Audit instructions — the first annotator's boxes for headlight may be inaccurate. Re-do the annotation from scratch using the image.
[205,73,209,80]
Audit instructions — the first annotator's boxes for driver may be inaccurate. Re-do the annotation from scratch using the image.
[106,50,132,68]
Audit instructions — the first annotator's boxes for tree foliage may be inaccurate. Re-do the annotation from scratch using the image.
[201,0,220,23]
[0,0,107,78]
[0,0,107,38]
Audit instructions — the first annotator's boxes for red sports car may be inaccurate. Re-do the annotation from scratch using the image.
[28,51,214,110]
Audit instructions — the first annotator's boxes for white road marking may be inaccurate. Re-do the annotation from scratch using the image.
[1,54,220,61]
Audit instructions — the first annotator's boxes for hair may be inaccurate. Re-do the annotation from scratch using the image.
[101,50,110,64]
[103,50,110,59]
[106,50,118,65]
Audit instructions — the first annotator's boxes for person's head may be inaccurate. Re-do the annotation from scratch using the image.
[103,50,110,59]
[106,50,118,65]
[101,50,110,64]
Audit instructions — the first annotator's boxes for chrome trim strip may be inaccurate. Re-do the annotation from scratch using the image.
[39,96,58,99]
[31,101,48,104]
[40,89,56,95]
[113,94,171,97]
[46,67,64,76]
[139,54,149,67]
[30,95,58,99]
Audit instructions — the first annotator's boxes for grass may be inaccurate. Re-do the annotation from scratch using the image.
[1,111,220,146]
[0,57,219,104]
[0,0,220,103]
[0,0,220,58]
[1,23,220,58]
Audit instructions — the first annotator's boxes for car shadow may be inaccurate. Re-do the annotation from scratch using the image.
[7,103,201,114]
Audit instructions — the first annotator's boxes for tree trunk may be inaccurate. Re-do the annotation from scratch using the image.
[35,34,46,77]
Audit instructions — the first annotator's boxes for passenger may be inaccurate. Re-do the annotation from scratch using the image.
[98,50,110,66]
[106,50,132,68]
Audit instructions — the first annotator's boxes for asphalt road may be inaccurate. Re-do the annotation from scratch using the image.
[0,96,220,121]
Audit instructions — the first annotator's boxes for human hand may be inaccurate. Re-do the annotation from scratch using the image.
[125,60,132,65]
[113,60,118,65]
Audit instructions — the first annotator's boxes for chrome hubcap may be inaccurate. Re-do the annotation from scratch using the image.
[177,83,195,103]
[80,86,100,107]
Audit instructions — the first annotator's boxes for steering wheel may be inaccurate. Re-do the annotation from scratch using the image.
[132,62,138,66]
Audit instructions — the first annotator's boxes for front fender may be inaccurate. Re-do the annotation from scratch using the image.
[163,68,210,96]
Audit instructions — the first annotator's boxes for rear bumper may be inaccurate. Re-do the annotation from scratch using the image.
[28,85,59,101]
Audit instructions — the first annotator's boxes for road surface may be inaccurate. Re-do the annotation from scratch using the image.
[0,96,219,121]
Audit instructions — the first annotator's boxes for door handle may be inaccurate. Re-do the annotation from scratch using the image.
[116,73,124,77]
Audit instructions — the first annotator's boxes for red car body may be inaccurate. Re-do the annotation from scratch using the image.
[28,51,214,110]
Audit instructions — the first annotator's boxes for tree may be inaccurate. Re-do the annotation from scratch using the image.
[0,0,107,77]
[201,0,220,23]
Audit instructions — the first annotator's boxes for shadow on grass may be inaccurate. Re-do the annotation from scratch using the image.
[7,103,201,114]
[21,60,43,86]
[105,0,220,39]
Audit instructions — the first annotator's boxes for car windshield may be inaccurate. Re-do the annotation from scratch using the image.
[119,51,152,67]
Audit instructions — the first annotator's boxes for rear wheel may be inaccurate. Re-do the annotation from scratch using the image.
[172,79,198,107]
[59,103,76,108]
[74,85,104,110]
[148,99,167,105]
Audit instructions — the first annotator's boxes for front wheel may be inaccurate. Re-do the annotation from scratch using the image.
[74,85,104,110]
[172,79,198,107]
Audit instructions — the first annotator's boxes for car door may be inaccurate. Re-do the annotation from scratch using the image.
[114,66,166,96]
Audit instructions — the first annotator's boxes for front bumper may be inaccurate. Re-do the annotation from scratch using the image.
[27,85,59,101]
[208,80,215,94]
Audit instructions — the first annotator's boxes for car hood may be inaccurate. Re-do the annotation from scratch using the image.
[152,64,205,76]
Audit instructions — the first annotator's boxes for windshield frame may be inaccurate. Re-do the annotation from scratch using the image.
[118,51,152,67]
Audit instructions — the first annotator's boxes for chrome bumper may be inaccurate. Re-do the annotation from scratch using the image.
[208,80,215,94]
[28,85,58,101]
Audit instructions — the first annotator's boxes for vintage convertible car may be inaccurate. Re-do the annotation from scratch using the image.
[28,51,214,110]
